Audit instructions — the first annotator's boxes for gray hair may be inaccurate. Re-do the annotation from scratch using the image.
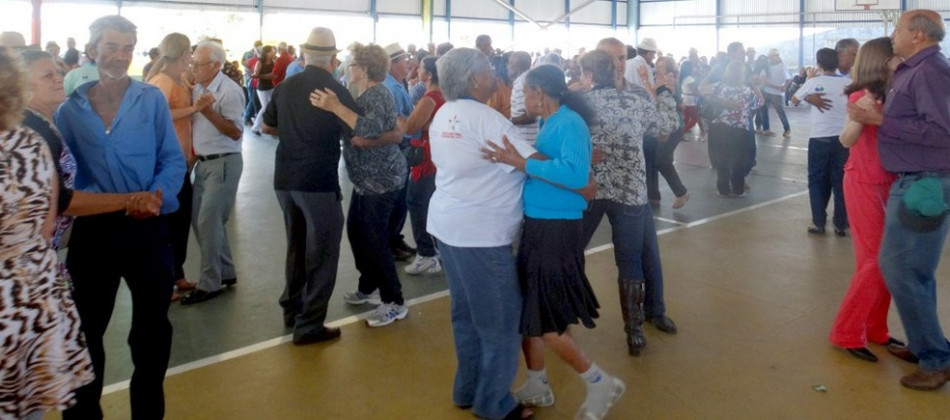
[303,51,332,67]
[907,12,946,42]
[437,47,491,101]
[835,38,859,53]
[196,40,226,66]
[579,49,615,87]
[89,15,137,49]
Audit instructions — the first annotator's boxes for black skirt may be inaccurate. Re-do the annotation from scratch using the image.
[518,217,600,336]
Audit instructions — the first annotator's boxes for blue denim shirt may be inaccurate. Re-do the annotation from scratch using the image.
[383,73,418,140]
[56,79,187,214]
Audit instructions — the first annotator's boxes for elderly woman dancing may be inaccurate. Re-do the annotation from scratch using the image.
[0,46,94,420]
[427,48,536,420]
[484,64,626,420]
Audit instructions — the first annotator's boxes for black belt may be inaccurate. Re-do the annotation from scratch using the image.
[899,171,950,177]
[197,152,238,162]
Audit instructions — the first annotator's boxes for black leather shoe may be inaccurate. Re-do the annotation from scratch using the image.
[649,316,678,334]
[180,289,223,305]
[391,240,416,262]
[834,228,847,237]
[223,277,237,287]
[886,343,919,364]
[293,327,341,345]
[845,347,879,362]
[807,226,826,235]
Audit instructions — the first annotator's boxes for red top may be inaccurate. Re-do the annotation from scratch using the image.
[844,91,897,185]
[410,89,445,181]
[271,53,294,86]
[247,56,259,89]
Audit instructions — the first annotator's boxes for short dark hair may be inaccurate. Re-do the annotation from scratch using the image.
[816,47,838,71]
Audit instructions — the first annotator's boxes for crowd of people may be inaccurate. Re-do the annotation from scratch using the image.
[1,7,949,420]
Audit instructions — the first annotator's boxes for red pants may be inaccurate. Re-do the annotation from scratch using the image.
[683,106,700,133]
[829,174,893,348]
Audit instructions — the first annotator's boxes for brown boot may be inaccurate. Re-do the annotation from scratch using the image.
[619,278,647,356]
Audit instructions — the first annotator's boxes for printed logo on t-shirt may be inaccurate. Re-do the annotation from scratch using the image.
[441,114,462,139]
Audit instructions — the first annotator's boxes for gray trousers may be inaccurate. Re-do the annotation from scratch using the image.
[275,190,344,338]
[192,153,243,292]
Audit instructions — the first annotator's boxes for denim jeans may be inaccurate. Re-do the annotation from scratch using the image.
[583,200,667,318]
[437,240,521,419]
[408,174,437,257]
[764,92,790,132]
[807,137,849,230]
[880,173,950,371]
[349,189,404,305]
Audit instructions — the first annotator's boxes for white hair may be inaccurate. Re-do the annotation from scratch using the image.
[303,51,332,67]
[197,40,226,66]
[437,48,491,101]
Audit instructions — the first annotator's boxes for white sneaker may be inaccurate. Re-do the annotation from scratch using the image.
[404,255,442,275]
[514,382,555,407]
[576,375,625,420]
[343,290,381,306]
[365,302,409,327]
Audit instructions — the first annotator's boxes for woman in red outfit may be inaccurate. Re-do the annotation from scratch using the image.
[829,37,913,363]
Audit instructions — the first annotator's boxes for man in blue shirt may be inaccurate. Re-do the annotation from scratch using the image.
[382,43,416,261]
[56,15,186,420]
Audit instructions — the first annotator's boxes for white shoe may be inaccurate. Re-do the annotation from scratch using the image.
[576,375,625,420]
[365,302,409,327]
[514,382,555,407]
[343,290,381,306]
[404,255,442,275]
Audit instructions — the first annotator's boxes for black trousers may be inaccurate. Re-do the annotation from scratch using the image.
[63,213,174,420]
[169,172,192,280]
[350,189,404,305]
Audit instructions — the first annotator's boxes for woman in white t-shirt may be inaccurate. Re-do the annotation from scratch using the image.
[427,48,537,420]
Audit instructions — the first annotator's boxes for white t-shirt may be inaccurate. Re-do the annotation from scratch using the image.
[681,75,698,107]
[509,72,539,144]
[624,56,653,89]
[427,99,537,248]
[794,74,851,138]
[762,62,791,96]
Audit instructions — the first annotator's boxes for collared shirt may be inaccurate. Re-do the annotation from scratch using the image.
[510,72,539,144]
[55,80,186,214]
[584,86,670,206]
[624,56,654,89]
[63,64,100,96]
[264,66,360,193]
[384,73,416,140]
[193,70,246,156]
[878,45,950,173]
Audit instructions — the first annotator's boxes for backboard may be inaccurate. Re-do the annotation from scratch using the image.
[835,0,901,11]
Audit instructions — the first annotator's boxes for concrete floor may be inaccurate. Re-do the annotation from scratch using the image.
[49,105,950,418]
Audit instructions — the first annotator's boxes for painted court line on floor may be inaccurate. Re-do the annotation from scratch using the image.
[104,189,808,395]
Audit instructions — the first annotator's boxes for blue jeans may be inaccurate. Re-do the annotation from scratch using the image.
[807,137,849,230]
[408,174,437,257]
[880,174,950,371]
[583,200,666,318]
[243,82,258,124]
[437,240,521,419]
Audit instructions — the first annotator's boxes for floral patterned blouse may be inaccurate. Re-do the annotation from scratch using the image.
[343,84,408,195]
[710,83,763,129]
[584,85,678,206]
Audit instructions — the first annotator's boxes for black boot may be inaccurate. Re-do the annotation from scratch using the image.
[619,278,647,356]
